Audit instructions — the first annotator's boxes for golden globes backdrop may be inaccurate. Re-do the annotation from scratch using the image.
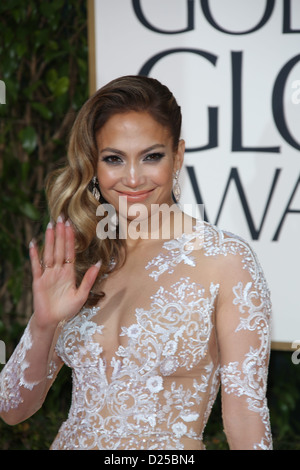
[88,0,300,348]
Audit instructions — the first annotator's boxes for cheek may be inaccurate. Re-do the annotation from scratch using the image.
[151,161,174,186]
[97,165,118,188]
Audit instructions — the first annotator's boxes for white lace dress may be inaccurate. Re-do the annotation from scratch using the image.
[0,221,272,450]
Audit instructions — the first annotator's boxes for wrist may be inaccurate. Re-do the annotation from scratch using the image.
[30,313,60,337]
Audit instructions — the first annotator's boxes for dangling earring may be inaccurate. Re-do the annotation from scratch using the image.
[173,169,181,202]
[92,176,101,201]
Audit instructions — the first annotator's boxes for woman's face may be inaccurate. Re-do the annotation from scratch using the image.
[96,111,184,221]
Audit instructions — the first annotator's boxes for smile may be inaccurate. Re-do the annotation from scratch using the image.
[116,189,154,202]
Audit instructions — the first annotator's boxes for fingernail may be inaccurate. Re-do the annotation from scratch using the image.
[95,261,102,268]
[29,239,35,249]
[65,219,71,227]
[57,215,63,224]
[47,221,53,229]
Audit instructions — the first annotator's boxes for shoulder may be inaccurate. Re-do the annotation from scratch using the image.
[202,221,250,255]
[202,221,253,256]
[201,222,272,315]
[201,221,264,285]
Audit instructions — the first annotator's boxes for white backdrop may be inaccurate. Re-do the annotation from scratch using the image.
[89,0,300,346]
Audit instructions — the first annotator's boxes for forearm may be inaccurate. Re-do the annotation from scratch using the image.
[216,236,272,450]
[0,314,61,425]
[1,217,101,425]
[222,396,272,450]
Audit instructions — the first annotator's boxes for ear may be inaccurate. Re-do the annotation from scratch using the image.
[173,139,185,172]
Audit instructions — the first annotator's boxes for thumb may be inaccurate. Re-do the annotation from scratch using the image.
[77,261,102,301]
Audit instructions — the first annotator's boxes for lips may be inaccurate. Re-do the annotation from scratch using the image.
[116,189,154,201]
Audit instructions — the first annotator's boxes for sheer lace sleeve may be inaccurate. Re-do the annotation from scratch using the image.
[0,316,63,424]
[216,237,272,450]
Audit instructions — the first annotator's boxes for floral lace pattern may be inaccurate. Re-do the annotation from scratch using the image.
[220,277,272,449]
[52,277,220,450]
[145,219,204,281]
[206,226,272,449]
[0,221,272,450]
[51,222,272,450]
[0,319,41,413]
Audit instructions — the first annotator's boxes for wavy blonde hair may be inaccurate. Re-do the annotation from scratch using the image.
[45,75,182,306]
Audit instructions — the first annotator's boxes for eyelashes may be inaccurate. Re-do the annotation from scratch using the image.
[101,155,123,165]
[144,152,165,162]
[101,152,165,165]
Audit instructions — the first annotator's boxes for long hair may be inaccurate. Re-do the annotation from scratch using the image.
[45,75,182,306]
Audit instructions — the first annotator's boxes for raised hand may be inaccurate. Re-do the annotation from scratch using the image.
[29,216,101,330]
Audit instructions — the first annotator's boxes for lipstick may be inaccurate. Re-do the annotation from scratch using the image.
[117,189,154,202]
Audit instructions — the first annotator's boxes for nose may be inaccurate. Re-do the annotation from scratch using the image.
[122,162,146,188]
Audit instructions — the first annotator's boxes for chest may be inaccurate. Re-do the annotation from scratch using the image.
[56,233,220,379]
[56,276,219,382]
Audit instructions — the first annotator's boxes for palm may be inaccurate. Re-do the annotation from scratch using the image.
[29,218,100,329]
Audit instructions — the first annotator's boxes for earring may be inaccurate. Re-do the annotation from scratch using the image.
[173,170,181,202]
[92,176,101,201]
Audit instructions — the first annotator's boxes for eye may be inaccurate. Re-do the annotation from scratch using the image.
[102,155,123,165]
[143,152,165,162]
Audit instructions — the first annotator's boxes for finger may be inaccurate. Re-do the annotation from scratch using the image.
[29,239,42,279]
[77,262,102,302]
[54,215,65,266]
[64,220,75,264]
[43,221,55,268]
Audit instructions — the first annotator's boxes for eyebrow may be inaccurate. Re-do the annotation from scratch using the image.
[99,144,166,157]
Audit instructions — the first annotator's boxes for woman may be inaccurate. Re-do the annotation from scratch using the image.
[0,76,272,450]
